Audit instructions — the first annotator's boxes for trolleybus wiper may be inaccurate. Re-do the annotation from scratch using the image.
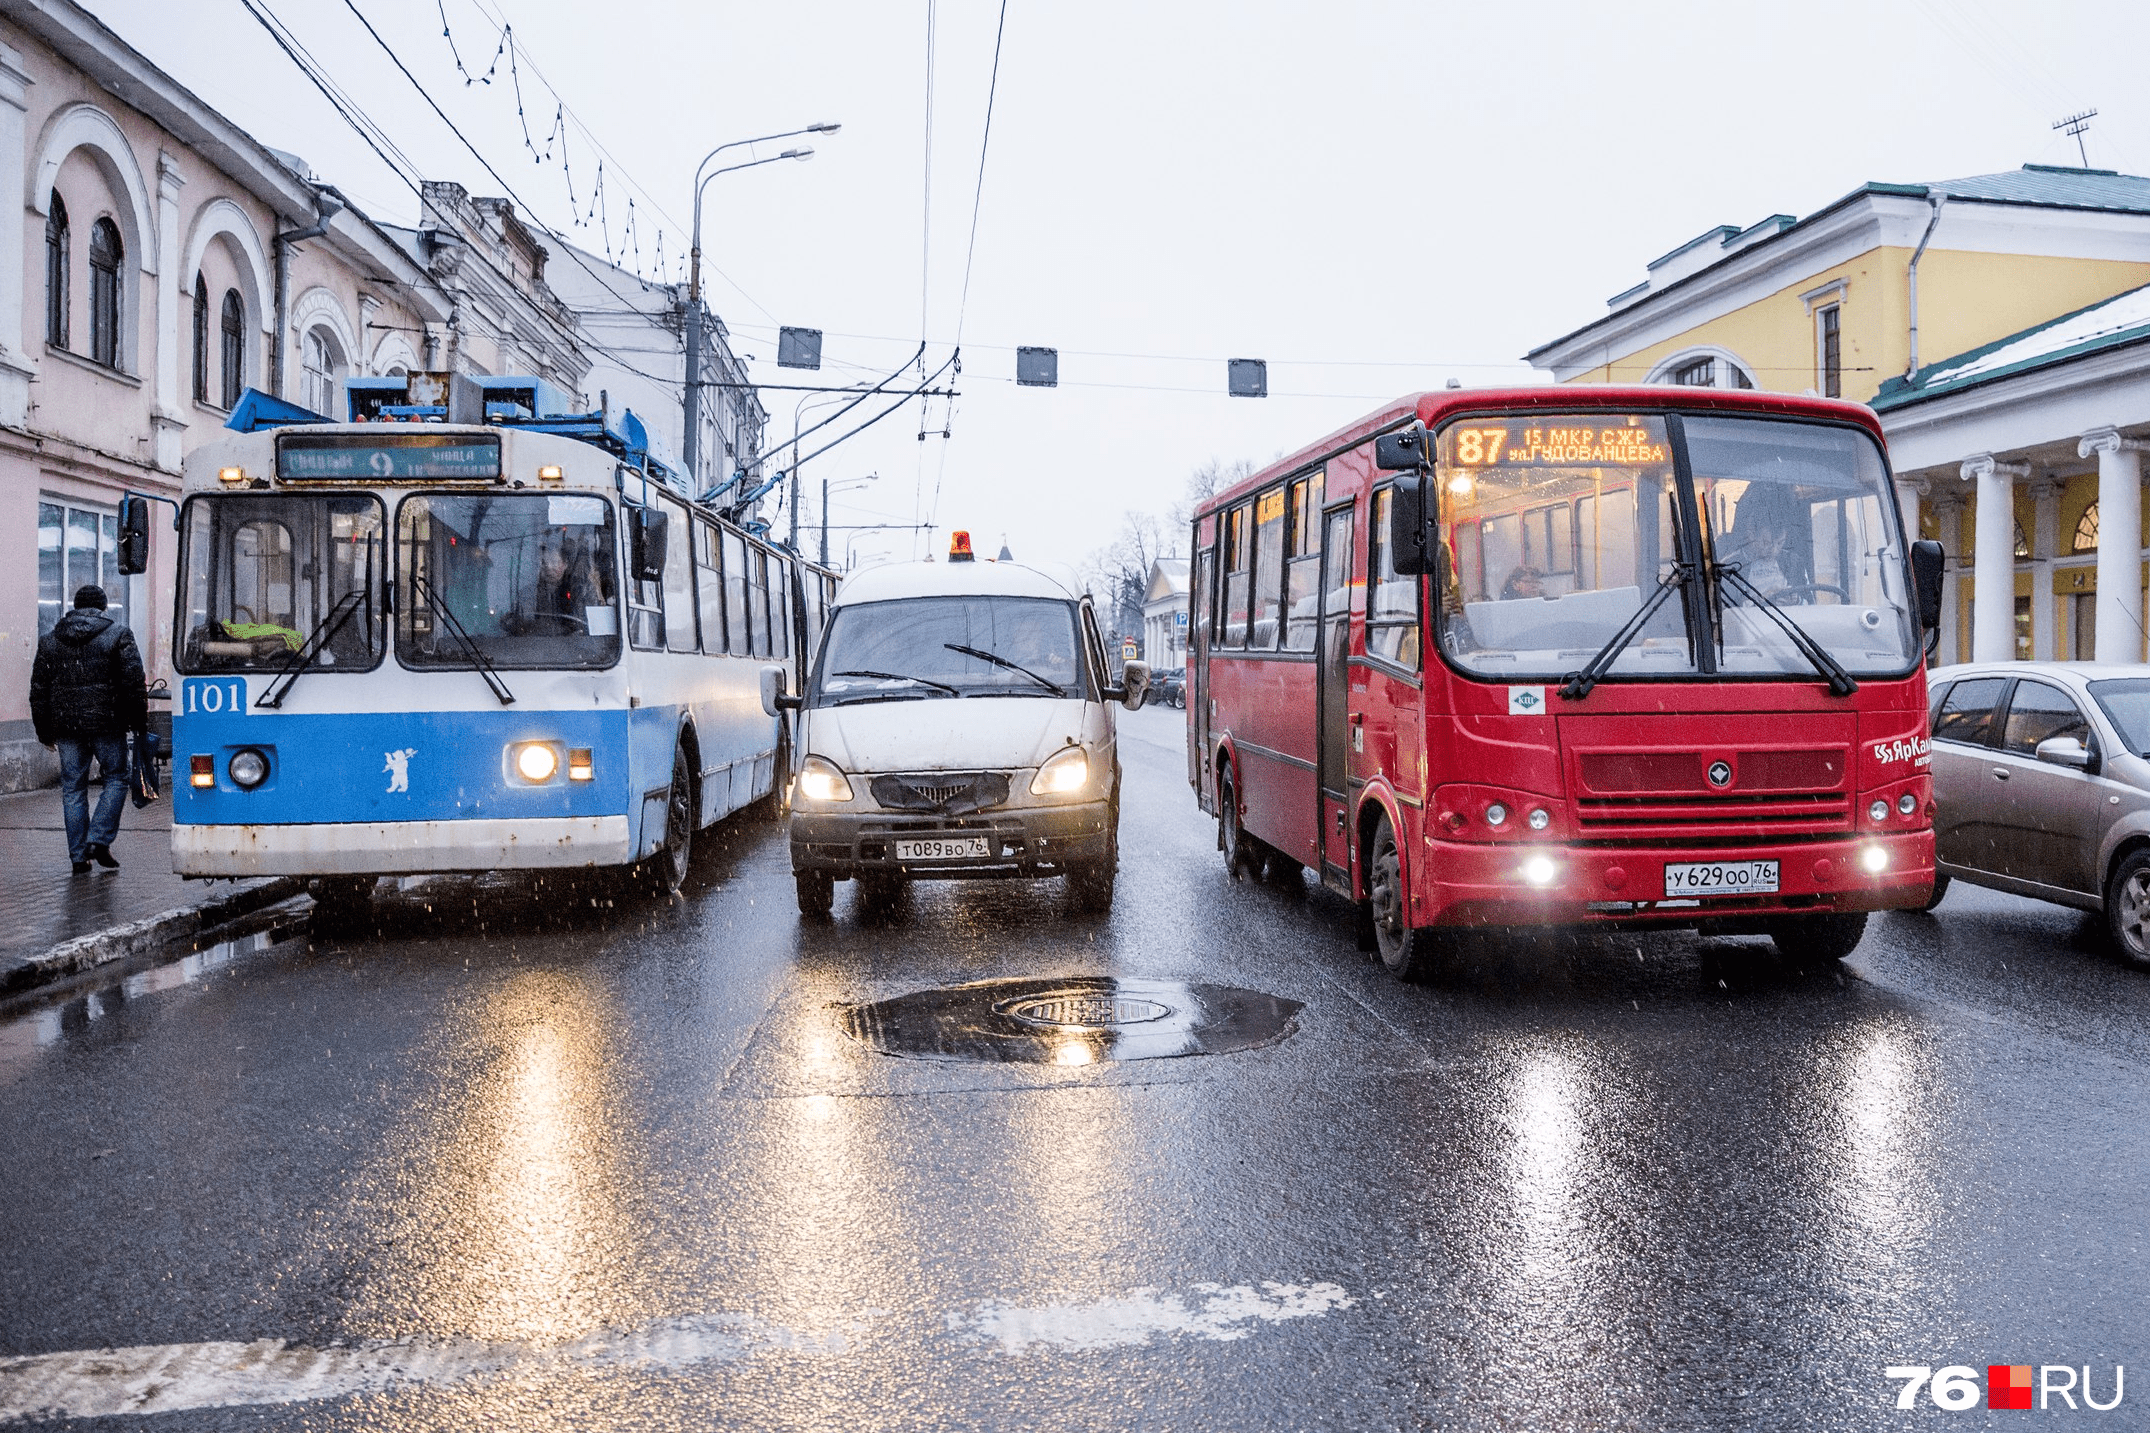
[411,573,517,706]
[1559,563,1692,702]
[256,588,369,709]
[943,643,1065,696]
[1711,563,1859,697]
[831,669,960,698]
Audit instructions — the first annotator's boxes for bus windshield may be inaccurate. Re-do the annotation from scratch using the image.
[1436,413,1915,681]
[177,493,384,673]
[396,493,620,670]
[814,596,1088,705]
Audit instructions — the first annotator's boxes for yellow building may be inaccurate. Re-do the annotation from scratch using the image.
[1528,165,2150,666]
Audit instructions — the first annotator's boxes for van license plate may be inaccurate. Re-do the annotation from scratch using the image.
[896,836,990,862]
[1663,859,1779,896]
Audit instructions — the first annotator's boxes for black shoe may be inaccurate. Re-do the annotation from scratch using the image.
[87,844,118,869]
[71,861,91,875]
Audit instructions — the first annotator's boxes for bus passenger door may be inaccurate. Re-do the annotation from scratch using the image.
[1316,504,1356,891]
[1191,541,1214,805]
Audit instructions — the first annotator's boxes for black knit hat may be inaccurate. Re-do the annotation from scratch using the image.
[72,585,107,610]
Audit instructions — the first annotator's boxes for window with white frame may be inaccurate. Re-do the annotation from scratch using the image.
[301,326,346,417]
[1652,350,1756,390]
[37,501,127,640]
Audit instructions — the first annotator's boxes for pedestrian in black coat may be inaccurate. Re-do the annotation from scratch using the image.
[30,585,147,874]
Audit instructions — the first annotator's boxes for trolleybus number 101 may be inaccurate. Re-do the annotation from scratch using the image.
[182,678,248,715]
[1663,860,1780,897]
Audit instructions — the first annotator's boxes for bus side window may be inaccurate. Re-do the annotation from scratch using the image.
[1283,472,1322,651]
[723,529,751,657]
[1252,485,1286,649]
[750,547,772,658]
[661,496,698,654]
[768,555,791,660]
[1222,502,1252,647]
[696,520,726,654]
[1366,488,1421,671]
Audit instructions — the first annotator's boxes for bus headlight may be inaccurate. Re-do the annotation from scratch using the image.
[1897,792,1917,816]
[797,755,854,803]
[1527,807,1550,831]
[1869,799,1890,823]
[1031,746,1089,796]
[514,742,559,783]
[227,748,269,790]
[1485,802,1509,827]
[1522,855,1557,886]
[1860,845,1889,874]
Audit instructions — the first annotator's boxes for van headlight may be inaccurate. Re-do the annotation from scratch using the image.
[1030,746,1089,796]
[796,755,854,803]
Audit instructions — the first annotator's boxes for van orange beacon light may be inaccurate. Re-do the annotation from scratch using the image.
[949,530,976,562]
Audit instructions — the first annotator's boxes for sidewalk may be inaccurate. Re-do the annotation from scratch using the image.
[0,783,292,994]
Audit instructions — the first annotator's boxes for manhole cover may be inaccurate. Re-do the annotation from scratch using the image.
[840,977,1301,1064]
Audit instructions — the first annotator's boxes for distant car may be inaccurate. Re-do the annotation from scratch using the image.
[1927,661,2150,960]
[1148,669,1185,708]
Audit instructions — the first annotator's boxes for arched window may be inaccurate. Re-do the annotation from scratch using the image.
[220,290,245,410]
[300,326,345,416]
[87,217,121,368]
[44,192,68,350]
[2075,502,2100,553]
[191,273,209,403]
[1652,349,1756,390]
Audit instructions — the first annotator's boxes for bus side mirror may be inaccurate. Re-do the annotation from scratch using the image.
[1910,540,1945,631]
[1391,474,1432,576]
[760,665,800,715]
[117,496,151,575]
[630,507,668,583]
[1373,425,1429,471]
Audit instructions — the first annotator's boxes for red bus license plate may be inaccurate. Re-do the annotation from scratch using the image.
[1663,859,1780,896]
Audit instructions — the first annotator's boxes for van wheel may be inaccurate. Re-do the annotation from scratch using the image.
[2105,849,2150,966]
[1068,797,1119,913]
[795,869,833,918]
[1368,815,1437,981]
[1766,911,1868,964]
[1219,767,1258,880]
[643,746,694,896]
[857,871,905,909]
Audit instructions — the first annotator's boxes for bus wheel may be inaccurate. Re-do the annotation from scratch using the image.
[1219,768,1257,880]
[308,876,376,933]
[645,746,695,896]
[1920,874,1951,912]
[795,869,834,918]
[1766,911,1868,964]
[1368,815,1436,981]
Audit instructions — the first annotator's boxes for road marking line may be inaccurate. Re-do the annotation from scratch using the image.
[0,1280,1353,1419]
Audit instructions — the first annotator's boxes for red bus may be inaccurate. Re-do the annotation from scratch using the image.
[1188,386,1945,978]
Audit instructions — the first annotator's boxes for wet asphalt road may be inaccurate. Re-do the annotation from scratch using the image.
[2,704,2147,1431]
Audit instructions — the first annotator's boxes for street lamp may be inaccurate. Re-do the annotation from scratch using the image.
[788,386,870,550]
[821,474,879,567]
[682,122,839,487]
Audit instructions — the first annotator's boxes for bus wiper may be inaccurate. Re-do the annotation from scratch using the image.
[1559,563,1692,702]
[412,573,516,706]
[944,643,1065,696]
[256,588,368,709]
[833,669,961,697]
[1713,563,1858,697]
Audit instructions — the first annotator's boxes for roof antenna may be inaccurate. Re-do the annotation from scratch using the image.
[2053,109,2098,168]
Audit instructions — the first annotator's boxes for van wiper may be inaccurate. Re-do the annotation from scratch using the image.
[255,588,367,709]
[833,668,960,696]
[1559,563,1692,701]
[1713,563,1858,697]
[412,573,516,706]
[944,643,1065,696]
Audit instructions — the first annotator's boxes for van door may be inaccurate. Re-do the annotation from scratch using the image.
[1316,503,1356,891]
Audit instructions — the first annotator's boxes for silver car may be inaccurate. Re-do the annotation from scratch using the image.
[1927,661,2150,959]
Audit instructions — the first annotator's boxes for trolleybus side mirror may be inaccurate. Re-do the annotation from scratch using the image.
[1910,540,1945,631]
[629,507,669,583]
[117,496,151,575]
[761,665,800,715]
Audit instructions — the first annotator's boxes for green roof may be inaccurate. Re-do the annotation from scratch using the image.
[1871,281,2150,411]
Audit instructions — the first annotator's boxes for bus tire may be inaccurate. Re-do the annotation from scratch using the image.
[1368,814,1437,981]
[308,876,376,933]
[1219,766,1258,880]
[1920,873,1951,912]
[1766,910,1868,964]
[796,869,834,918]
[642,745,695,897]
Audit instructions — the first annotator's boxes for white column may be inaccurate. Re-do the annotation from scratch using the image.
[0,43,34,428]
[1961,455,2029,663]
[2029,476,2060,661]
[1932,493,1963,664]
[151,151,185,470]
[2080,428,2150,663]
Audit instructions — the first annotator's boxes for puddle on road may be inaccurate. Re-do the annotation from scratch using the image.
[839,976,1303,1064]
[0,924,301,1058]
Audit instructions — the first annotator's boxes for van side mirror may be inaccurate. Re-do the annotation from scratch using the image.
[1390,474,1432,576]
[117,496,151,575]
[630,507,669,583]
[1373,424,1429,471]
[1117,659,1151,712]
[1910,540,1945,631]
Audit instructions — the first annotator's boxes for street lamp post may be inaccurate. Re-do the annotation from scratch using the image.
[821,474,879,567]
[682,122,839,490]
[788,386,869,552]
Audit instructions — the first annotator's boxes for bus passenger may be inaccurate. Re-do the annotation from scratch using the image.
[1501,566,1546,600]
[1721,487,1806,598]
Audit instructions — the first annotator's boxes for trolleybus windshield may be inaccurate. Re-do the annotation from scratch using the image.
[395,493,620,670]
[176,493,385,673]
[1436,412,1915,681]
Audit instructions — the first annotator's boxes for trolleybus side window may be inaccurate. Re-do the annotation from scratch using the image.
[1222,502,1252,647]
[695,519,727,655]
[723,529,752,657]
[624,503,664,651]
[660,495,697,654]
[1365,487,1421,671]
[750,546,773,658]
[1283,471,1322,652]
[394,492,619,670]
[1252,485,1286,649]
[177,493,385,673]
[768,554,792,660]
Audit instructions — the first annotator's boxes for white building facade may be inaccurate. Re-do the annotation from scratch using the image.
[1142,558,1189,672]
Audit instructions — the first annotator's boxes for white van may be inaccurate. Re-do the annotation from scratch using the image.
[772,550,1147,916]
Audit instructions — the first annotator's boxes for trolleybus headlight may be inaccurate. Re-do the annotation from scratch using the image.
[796,756,854,803]
[1869,798,1890,823]
[1522,855,1557,886]
[227,748,269,790]
[1897,792,1918,816]
[1860,845,1889,874]
[1484,802,1509,827]
[1031,745,1089,796]
[514,742,559,783]
[568,747,593,781]
[190,754,215,789]
[1527,807,1550,831]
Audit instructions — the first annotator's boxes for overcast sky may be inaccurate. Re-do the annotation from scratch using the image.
[102,0,2150,570]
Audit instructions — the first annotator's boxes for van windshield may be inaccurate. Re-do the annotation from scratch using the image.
[814,596,1089,705]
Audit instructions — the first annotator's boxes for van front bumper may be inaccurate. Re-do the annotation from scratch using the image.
[173,816,634,877]
[791,800,1113,878]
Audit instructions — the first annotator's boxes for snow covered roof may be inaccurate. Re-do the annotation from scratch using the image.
[1919,164,2150,213]
[1871,282,2150,411]
[1144,558,1190,605]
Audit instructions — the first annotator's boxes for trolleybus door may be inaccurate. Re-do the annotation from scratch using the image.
[1316,503,1356,889]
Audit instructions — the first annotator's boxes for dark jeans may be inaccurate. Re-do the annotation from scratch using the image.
[57,734,129,864]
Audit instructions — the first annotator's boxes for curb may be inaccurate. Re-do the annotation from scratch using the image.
[0,876,307,999]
